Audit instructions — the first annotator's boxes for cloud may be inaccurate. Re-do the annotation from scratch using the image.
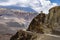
[0,0,17,6]
[0,0,58,13]
[29,0,58,13]
[0,0,8,2]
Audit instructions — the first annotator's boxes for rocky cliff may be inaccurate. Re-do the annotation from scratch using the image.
[27,11,46,33]
[47,6,60,31]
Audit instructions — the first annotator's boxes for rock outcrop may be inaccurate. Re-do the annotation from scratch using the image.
[27,11,46,33]
[10,30,47,40]
[10,30,38,40]
[47,6,60,31]
[27,11,52,34]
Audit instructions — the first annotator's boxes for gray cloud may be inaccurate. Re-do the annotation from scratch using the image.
[0,0,8,2]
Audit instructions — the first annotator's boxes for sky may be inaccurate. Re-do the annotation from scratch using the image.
[0,0,60,14]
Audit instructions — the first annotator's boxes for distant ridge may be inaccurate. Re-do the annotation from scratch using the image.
[0,5,37,13]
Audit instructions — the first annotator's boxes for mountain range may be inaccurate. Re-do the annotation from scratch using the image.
[0,5,37,13]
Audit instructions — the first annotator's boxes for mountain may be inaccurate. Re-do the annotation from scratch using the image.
[0,5,37,12]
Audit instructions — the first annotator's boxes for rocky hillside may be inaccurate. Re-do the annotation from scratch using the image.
[10,6,60,40]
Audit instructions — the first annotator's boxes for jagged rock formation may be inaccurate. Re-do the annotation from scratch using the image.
[27,11,52,34]
[27,11,46,33]
[10,6,60,40]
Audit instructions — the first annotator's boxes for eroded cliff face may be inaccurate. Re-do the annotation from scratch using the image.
[10,6,60,40]
[47,6,60,31]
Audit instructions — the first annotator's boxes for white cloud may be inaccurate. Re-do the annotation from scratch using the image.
[29,0,58,13]
[0,0,17,6]
[0,0,58,14]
